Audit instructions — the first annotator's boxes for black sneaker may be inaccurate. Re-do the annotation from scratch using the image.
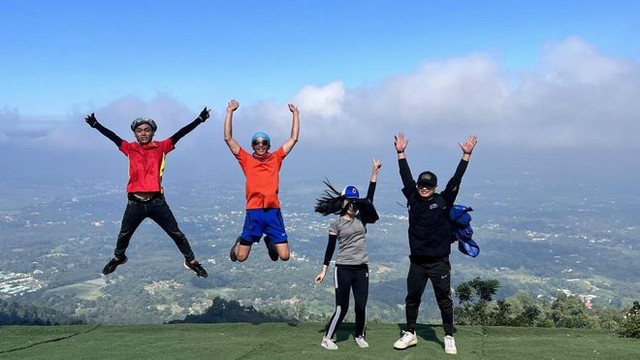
[102,255,127,275]
[264,236,279,261]
[184,260,208,278]
[230,237,241,262]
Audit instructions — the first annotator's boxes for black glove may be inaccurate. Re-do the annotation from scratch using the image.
[84,113,98,128]
[198,107,210,122]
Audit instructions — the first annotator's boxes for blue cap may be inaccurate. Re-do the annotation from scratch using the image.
[251,132,270,144]
[341,185,360,199]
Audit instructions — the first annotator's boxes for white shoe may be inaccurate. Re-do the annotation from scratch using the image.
[355,335,369,348]
[393,330,417,350]
[321,337,338,350]
[444,335,457,354]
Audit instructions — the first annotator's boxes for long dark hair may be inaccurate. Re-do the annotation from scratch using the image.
[314,179,348,216]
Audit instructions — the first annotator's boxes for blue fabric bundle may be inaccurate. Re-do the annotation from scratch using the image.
[450,205,479,257]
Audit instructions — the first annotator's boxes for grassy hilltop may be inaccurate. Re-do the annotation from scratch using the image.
[1,323,638,359]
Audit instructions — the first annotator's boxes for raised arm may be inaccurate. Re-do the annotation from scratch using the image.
[281,103,300,155]
[170,107,210,145]
[84,113,123,148]
[223,100,241,155]
[366,158,382,201]
[355,158,382,224]
[459,134,478,162]
[394,132,408,160]
[394,133,415,191]
[442,135,479,205]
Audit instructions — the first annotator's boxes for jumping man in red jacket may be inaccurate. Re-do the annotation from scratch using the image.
[84,108,210,278]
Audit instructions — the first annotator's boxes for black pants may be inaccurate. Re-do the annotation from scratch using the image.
[113,194,195,262]
[325,264,369,339]
[405,258,454,335]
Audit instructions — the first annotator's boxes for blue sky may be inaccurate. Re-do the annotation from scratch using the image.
[1,1,639,184]
[2,1,638,115]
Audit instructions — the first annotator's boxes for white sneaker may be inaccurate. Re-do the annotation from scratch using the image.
[393,330,417,350]
[321,337,338,350]
[355,335,369,348]
[444,335,457,354]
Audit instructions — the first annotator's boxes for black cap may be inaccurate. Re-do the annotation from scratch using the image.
[417,171,437,187]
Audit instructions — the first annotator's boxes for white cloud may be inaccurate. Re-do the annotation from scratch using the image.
[2,37,639,155]
[538,37,630,85]
[293,81,345,118]
[289,37,640,150]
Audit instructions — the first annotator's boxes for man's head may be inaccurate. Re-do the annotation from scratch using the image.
[131,117,157,145]
[416,171,437,199]
[251,132,271,154]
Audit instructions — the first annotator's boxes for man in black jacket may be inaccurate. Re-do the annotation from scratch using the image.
[392,133,478,355]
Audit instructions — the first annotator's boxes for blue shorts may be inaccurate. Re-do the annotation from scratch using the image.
[240,208,288,244]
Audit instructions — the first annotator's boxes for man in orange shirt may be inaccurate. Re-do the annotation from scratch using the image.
[223,99,300,262]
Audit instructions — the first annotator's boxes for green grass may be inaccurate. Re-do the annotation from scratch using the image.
[0,323,638,359]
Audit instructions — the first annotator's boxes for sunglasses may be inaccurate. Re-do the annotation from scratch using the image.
[252,140,269,146]
[417,184,436,190]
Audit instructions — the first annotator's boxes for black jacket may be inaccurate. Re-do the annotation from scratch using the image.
[399,158,468,262]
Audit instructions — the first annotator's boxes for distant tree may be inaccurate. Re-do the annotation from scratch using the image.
[0,298,84,325]
[454,277,501,325]
[595,307,624,330]
[548,294,596,329]
[491,299,512,326]
[455,277,500,305]
[456,282,473,303]
[617,301,640,338]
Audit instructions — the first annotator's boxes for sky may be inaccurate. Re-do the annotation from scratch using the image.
[1,1,639,188]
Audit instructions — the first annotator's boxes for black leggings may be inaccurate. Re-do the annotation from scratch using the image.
[324,264,369,339]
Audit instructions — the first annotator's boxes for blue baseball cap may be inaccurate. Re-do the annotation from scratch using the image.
[251,132,270,144]
[341,185,360,199]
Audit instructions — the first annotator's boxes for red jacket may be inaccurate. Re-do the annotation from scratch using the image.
[119,138,175,193]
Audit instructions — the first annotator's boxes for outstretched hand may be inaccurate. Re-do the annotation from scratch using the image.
[459,135,478,155]
[198,107,211,122]
[372,158,382,175]
[84,113,97,128]
[227,99,239,112]
[394,133,408,153]
[288,103,299,114]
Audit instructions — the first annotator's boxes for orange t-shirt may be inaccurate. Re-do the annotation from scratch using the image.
[235,147,286,209]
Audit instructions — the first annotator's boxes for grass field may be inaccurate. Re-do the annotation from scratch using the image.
[1,322,638,359]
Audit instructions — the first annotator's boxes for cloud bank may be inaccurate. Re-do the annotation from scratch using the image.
[1,37,638,185]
